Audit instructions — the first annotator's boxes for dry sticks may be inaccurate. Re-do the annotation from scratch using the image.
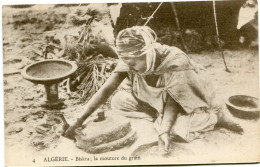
[170,2,189,53]
[144,2,189,53]
[143,2,163,26]
[213,0,231,72]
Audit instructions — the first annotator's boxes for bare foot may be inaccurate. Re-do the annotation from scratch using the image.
[216,111,244,135]
[216,121,244,135]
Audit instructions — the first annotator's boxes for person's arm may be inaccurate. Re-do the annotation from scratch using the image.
[65,72,127,136]
[158,95,179,152]
[160,96,179,134]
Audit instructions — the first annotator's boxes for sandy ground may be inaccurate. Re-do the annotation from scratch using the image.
[2,5,260,166]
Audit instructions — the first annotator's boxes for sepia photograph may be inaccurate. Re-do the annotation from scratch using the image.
[2,0,260,166]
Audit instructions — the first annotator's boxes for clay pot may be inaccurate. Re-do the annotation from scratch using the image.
[226,95,260,120]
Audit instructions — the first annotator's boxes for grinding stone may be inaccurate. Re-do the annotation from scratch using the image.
[75,115,136,153]
[83,130,136,154]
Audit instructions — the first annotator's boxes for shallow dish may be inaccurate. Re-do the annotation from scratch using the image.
[226,95,260,120]
[21,59,77,85]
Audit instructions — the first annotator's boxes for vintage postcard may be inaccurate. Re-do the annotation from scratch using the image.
[2,0,260,166]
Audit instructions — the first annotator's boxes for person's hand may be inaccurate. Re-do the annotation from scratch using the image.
[158,132,171,153]
[63,119,83,140]
[63,125,76,139]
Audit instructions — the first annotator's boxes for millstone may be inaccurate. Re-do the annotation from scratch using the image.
[75,114,136,154]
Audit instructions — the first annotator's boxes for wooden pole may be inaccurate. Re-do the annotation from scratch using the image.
[213,0,231,72]
[170,2,189,52]
[144,2,163,26]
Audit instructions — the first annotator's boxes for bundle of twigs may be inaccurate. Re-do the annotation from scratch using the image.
[75,57,116,101]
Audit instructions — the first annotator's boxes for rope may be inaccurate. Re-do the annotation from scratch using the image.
[144,2,163,26]
[213,0,230,72]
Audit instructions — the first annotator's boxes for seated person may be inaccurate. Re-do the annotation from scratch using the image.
[65,26,243,152]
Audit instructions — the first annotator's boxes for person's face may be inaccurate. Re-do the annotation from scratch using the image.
[121,55,147,73]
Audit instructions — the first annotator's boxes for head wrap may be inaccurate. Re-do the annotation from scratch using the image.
[116,26,157,74]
